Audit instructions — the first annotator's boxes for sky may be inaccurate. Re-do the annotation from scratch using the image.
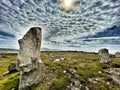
[0,0,120,53]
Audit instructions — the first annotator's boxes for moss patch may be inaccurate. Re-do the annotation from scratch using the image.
[0,72,19,90]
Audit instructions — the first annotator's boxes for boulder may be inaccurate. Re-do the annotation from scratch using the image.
[115,52,120,58]
[8,61,17,73]
[98,48,111,63]
[17,27,43,90]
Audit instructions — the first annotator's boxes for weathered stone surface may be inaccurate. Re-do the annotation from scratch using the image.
[104,68,120,88]
[17,27,43,90]
[98,48,111,63]
[8,61,17,73]
[115,52,120,58]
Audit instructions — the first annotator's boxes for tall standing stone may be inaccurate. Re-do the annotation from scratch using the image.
[98,48,111,63]
[17,27,43,90]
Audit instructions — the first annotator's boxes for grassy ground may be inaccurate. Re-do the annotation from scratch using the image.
[0,53,19,90]
[0,51,120,90]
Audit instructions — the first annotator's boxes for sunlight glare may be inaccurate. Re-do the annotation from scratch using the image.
[61,0,75,10]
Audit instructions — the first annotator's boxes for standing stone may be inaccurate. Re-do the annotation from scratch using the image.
[17,27,43,90]
[98,48,111,63]
[115,52,120,58]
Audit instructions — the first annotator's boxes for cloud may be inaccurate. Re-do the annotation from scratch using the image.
[0,30,15,38]
[0,0,120,53]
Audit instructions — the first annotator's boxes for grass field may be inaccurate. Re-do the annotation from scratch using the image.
[0,51,120,90]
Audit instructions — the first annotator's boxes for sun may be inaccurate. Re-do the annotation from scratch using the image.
[61,0,75,10]
[65,0,72,7]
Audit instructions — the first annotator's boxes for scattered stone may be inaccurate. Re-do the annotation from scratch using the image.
[53,58,65,62]
[61,58,65,61]
[65,72,72,78]
[95,78,100,81]
[93,81,97,83]
[115,52,120,58]
[48,83,50,85]
[86,86,89,90]
[63,70,66,73]
[11,88,15,90]
[66,74,82,90]
[17,27,43,90]
[106,82,110,85]
[98,71,102,74]
[98,48,111,63]
[71,87,80,90]
[88,78,92,82]
[104,68,120,88]
[69,68,76,74]
[2,71,9,77]
[74,74,80,79]
[8,61,17,73]
[53,58,60,62]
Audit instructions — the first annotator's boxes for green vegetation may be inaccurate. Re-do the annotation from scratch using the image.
[0,51,120,90]
[0,53,19,90]
[0,54,17,75]
[0,72,19,90]
[49,76,69,90]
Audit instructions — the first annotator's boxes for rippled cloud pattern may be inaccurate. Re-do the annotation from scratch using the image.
[0,0,120,53]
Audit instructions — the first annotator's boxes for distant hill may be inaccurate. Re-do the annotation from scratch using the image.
[0,48,61,54]
[41,48,61,51]
[0,48,18,54]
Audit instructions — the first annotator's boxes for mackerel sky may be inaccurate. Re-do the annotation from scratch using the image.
[0,0,120,53]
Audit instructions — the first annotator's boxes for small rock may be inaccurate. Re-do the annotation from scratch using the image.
[71,87,80,90]
[11,88,15,90]
[61,58,64,61]
[93,81,97,83]
[88,78,92,82]
[106,82,110,85]
[63,70,66,73]
[80,84,82,87]
[73,69,76,73]
[86,86,89,90]
[8,61,17,73]
[69,68,76,74]
[70,83,73,87]
[95,78,99,81]
[65,73,71,78]
[53,59,60,62]
[98,71,102,74]
[2,71,9,76]
[74,74,80,79]
[48,83,50,85]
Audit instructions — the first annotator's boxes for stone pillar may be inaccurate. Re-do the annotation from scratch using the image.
[17,27,43,90]
[98,48,111,63]
[115,52,120,58]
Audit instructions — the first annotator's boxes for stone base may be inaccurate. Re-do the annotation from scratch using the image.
[100,58,111,63]
[19,61,43,90]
